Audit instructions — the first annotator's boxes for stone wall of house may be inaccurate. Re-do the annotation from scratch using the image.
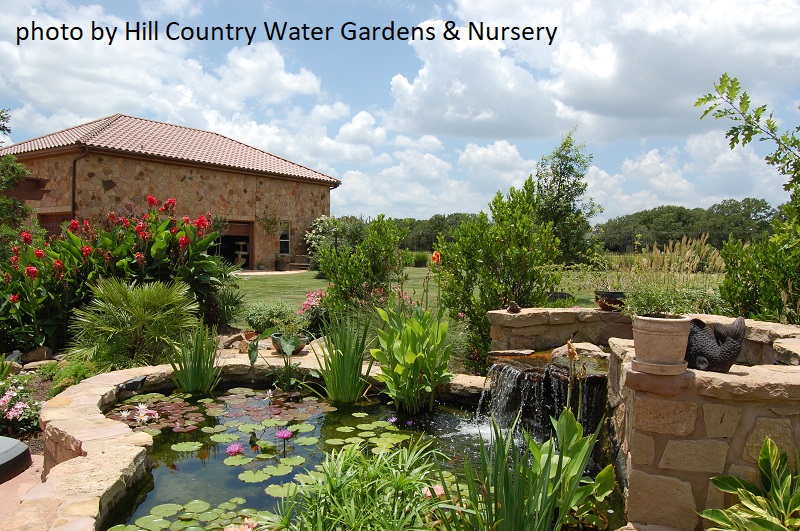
[487,308,800,365]
[608,339,800,530]
[17,149,332,268]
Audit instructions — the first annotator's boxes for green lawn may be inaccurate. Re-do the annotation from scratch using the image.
[234,266,440,316]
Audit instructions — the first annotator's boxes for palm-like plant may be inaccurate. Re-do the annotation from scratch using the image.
[65,278,199,371]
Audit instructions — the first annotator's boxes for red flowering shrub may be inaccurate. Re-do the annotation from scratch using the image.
[0,196,236,350]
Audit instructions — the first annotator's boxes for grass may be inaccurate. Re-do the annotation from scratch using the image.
[235,268,440,315]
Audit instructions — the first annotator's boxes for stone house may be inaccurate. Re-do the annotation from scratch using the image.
[0,114,340,269]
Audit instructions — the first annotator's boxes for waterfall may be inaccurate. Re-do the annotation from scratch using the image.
[485,354,609,444]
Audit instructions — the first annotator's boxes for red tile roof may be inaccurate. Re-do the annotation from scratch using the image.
[0,114,340,186]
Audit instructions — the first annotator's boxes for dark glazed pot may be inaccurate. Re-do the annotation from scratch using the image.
[594,290,626,311]
[270,333,308,355]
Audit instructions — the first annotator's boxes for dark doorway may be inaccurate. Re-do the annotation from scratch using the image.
[217,222,252,268]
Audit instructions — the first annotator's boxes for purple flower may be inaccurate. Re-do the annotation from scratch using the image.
[226,442,244,456]
[275,428,293,440]
[406,420,413,427]
[387,416,397,424]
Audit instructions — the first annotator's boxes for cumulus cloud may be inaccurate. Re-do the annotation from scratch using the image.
[138,0,205,18]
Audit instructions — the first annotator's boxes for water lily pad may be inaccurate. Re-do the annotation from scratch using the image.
[263,464,293,476]
[255,439,276,449]
[223,456,253,466]
[209,433,238,443]
[345,436,364,444]
[134,515,171,530]
[227,387,256,396]
[351,412,368,417]
[197,509,221,522]
[237,423,264,433]
[238,469,272,483]
[261,419,288,427]
[280,456,305,466]
[336,426,355,433]
[289,423,314,433]
[230,497,246,505]
[294,436,318,446]
[371,445,393,455]
[204,408,226,417]
[264,483,298,498]
[356,423,375,431]
[107,525,140,531]
[372,420,391,428]
[143,428,162,437]
[201,425,227,433]
[326,438,345,445]
[150,503,184,517]
[183,500,212,513]
[358,431,376,438]
[171,442,203,452]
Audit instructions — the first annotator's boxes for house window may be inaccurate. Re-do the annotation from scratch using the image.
[279,221,290,255]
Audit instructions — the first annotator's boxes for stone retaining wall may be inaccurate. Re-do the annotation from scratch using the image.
[487,308,800,365]
[608,338,800,531]
[3,351,484,531]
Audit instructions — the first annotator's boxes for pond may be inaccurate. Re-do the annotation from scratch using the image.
[103,386,495,530]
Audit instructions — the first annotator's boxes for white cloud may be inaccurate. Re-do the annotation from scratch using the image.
[389,19,566,138]
[138,0,205,18]
[457,140,535,193]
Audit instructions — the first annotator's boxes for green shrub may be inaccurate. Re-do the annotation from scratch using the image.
[370,299,453,414]
[436,181,560,374]
[312,311,374,404]
[244,301,306,334]
[65,278,199,371]
[411,250,430,267]
[38,359,99,397]
[317,215,407,313]
[168,322,221,395]
[720,203,800,324]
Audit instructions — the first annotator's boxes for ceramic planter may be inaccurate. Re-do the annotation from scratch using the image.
[271,333,308,355]
[594,290,625,311]
[631,315,691,375]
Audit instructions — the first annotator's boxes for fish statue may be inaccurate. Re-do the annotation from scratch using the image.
[684,316,746,372]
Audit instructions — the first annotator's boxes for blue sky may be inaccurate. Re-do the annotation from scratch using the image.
[1,0,798,223]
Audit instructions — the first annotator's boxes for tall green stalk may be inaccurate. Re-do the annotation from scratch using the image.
[312,311,374,403]
[168,322,222,395]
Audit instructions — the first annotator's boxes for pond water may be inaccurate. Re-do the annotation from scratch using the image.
[104,387,495,529]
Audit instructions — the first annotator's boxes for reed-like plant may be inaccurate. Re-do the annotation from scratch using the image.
[168,321,222,395]
[259,440,445,531]
[312,311,374,404]
[437,409,613,531]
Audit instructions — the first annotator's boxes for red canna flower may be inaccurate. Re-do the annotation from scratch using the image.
[10,294,18,304]
[179,235,190,249]
[431,251,441,264]
[34,249,45,258]
[146,195,158,208]
[11,246,19,256]
[20,231,33,245]
[53,259,64,270]
[68,220,79,233]
[25,265,38,280]
[81,245,92,257]
[135,252,146,265]
[10,256,18,267]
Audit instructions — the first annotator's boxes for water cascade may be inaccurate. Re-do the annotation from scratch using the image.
[484,352,609,443]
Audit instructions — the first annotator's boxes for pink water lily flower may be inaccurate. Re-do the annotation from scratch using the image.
[225,442,244,456]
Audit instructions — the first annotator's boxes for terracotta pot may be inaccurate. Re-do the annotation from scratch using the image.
[271,333,308,355]
[594,290,625,311]
[631,315,691,375]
